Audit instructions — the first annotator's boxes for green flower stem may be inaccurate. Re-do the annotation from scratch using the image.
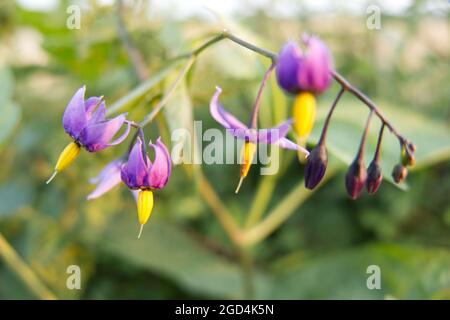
[140,56,195,127]
[241,167,338,247]
[245,175,277,228]
[0,233,57,300]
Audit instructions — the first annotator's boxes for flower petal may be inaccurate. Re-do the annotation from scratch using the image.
[147,138,171,189]
[298,35,333,94]
[78,113,129,152]
[87,159,123,200]
[276,137,310,156]
[210,86,247,130]
[121,137,150,189]
[276,41,302,94]
[255,119,292,143]
[62,86,87,138]
[86,98,106,124]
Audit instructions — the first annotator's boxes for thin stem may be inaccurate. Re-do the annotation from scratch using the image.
[0,233,57,300]
[356,110,374,160]
[318,87,345,145]
[223,30,277,62]
[332,71,409,147]
[249,63,276,128]
[374,123,385,162]
[241,167,338,247]
[116,0,148,81]
[139,57,195,127]
[197,172,243,246]
[238,247,254,299]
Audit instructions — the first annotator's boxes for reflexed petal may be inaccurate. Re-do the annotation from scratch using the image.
[87,161,123,200]
[62,86,87,138]
[276,41,302,94]
[89,158,123,184]
[210,86,247,130]
[255,120,292,143]
[121,138,150,189]
[276,137,309,155]
[147,138,171,189]
[78,113,128,152]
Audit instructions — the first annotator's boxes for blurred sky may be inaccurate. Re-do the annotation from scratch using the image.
[16,0,449,18]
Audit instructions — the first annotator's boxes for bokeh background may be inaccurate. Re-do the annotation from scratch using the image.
[0,0,449,299]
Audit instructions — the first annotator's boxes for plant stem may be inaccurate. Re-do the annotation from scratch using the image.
[318,87,345,145]
[249,63,276,129]
[331,71,410,147]
[356,110,374,160]
[140,57,195,127]
[241,167,338,247]
[198,172,243,246]
[116,0,148,81]
[0,233,57,300]
[374,123,385,162]
[238,247,254,299]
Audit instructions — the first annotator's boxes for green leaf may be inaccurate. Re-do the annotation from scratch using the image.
[106,61,182,116]
[269,243,450,299]
[84,215,271,298]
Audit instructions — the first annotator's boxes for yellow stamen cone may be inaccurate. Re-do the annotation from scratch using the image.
[235,142,257,194]
[293,92,316,163]
[137,189,154,238]
[46,141,81,184]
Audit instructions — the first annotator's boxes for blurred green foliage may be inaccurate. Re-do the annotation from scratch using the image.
[0,0,449,299]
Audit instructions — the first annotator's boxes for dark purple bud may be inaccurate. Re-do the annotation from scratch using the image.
[304,144,327,189]
[366,160,382,194]
[392,164,408,183]
[345,160,367,200]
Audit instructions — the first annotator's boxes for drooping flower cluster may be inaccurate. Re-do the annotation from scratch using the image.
[47,86,172,237]
[276,34,333,150]
[210,86,309,193]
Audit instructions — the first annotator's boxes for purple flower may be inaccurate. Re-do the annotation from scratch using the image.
[276,34,333,95]
[47,86,131,184]
[210,86,309,155]
[120,137,172,238]
[63,86,131,152]
[87,158,124,200]
[121,137,171,190]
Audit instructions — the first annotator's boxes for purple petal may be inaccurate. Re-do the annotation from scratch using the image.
[121,138,150,189]
[276,138,310,156]
[146,138,171,189]
[62,86,87,139]
[255,120,292,143]
[86,98,106,124]
[87,159,123,200]
[276,41,302,94]
[210,86,247,130]
[78,113,129,152]
[105,120,131,147]
[298,35,333,94]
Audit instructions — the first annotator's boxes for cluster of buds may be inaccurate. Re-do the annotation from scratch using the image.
[46,87,172,237]
[276,34,416,199]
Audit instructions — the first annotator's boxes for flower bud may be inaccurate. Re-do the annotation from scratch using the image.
[392,164,408,183]
[345,160,367,199]
[304,144,327,189]
[366,160,382,194]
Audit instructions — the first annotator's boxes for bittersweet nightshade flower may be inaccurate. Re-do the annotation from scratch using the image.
[46,86,131,184]
[210,86,309,193]
[121,136,171,238]
[276,34,333,150]
[87,158,124,200]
